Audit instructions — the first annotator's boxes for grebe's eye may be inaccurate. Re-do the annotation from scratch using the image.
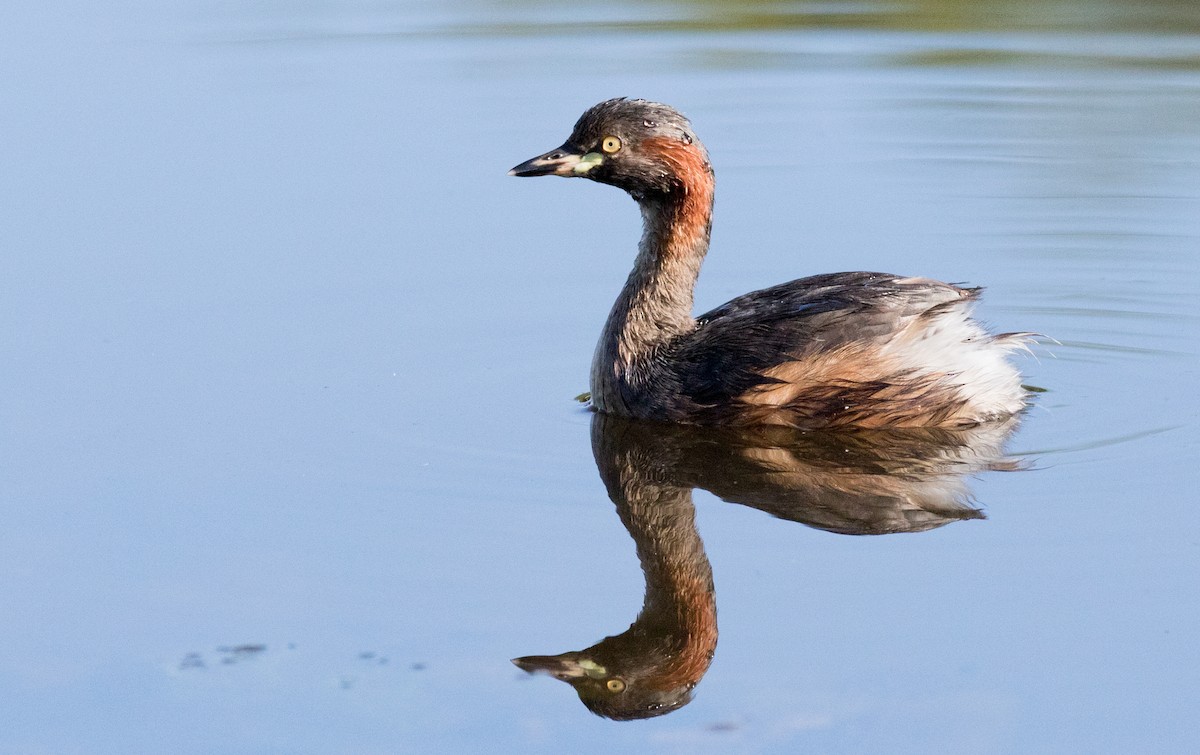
[601,135,622,154]
[606,678,626,693]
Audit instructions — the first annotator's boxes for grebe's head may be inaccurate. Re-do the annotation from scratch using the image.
[509,98,710,200]
[512,650,696,721]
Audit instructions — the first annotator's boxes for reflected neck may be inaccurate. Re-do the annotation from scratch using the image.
[618,484,717,690]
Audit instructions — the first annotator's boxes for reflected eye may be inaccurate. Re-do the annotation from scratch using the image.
[601,136,622,154]
[606,678,626,693]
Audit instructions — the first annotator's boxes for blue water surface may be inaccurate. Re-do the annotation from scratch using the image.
[2,1,1199,752]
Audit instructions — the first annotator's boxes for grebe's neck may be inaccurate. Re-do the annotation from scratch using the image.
[592,145,714,409]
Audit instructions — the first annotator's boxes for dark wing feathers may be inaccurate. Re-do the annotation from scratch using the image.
[670,272,970,408]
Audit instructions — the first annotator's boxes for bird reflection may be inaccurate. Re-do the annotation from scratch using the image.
[514,413,1023,719]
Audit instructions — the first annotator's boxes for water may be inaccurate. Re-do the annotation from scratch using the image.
[3,1,1199,752]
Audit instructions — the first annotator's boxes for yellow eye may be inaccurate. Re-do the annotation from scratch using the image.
[601,136,622,154]
[606,678,626,693]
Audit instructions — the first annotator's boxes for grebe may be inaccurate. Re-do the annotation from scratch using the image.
[509,98,1032,428]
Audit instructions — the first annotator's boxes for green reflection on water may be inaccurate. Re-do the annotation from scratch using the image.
[389,0,1200,71]
[486,0,1200,34]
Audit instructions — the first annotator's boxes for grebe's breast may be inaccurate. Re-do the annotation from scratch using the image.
[660,271,1031,428]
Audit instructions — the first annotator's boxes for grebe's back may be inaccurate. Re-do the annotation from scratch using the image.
[662,271,1030,428]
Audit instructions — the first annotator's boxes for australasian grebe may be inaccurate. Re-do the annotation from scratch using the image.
[510,98,1032,428]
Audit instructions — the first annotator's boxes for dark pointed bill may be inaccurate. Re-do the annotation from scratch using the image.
[511,654,604,680]
[508,145,602,177]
